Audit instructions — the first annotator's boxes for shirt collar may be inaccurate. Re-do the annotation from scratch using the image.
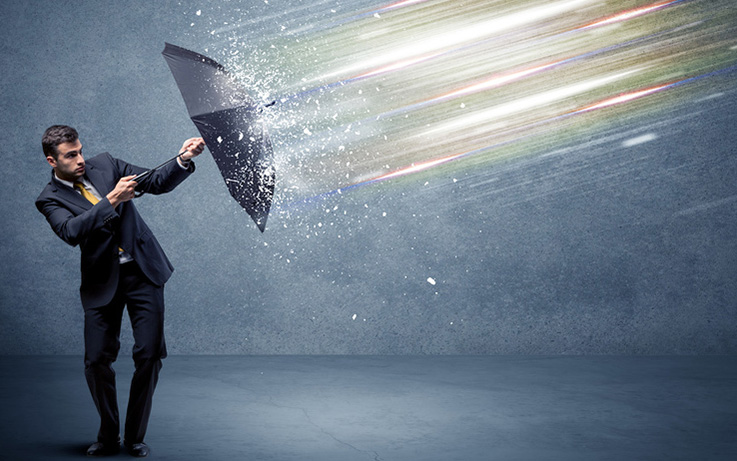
[54,172,90,190]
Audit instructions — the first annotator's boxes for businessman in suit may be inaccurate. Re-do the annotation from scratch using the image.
[36,125,205,457]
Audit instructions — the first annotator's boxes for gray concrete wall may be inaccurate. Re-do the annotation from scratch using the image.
[2,0,736,354]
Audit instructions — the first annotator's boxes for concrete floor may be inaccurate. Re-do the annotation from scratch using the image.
[1,356,735,460]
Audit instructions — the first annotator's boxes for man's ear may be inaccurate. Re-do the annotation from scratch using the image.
[46,156,57,168]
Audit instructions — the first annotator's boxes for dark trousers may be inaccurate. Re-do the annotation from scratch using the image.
[83,261,167,445]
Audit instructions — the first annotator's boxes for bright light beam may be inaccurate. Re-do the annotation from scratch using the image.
[423,69,641,136]
[373,0,429,14]
[340,74,704,193]
[294,0,683,106]
[318,0,593,81]
[570,83,677,114]
[575,0,685,31]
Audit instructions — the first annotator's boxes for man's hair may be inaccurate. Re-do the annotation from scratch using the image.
[42,125,78,159]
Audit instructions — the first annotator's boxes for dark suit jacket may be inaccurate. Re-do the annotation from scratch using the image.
[36,152,194,309]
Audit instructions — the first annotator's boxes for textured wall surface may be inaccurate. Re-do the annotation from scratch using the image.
[1,0,736,354]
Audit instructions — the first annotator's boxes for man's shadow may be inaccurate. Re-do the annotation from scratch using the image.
[40,442,123,458]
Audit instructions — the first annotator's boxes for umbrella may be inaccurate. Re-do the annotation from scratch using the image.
[161,42,275,232]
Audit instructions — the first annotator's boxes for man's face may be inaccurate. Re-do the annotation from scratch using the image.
[47,139,85,181]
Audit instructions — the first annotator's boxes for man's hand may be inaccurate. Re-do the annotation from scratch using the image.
[178,137,206,162]
[106,175,138,208]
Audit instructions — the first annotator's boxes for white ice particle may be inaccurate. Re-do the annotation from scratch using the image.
[196,10,201,16]
[217,136,223,143]
[352,314,357,320]
[427,277,436,285]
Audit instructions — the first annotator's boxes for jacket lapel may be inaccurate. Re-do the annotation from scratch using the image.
[49,171,93,210]
[85,162,112,196]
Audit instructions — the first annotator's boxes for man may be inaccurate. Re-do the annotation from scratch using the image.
[36,125,205,457]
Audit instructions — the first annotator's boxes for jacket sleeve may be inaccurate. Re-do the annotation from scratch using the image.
[116,154,195,195]
[35,194,119,247]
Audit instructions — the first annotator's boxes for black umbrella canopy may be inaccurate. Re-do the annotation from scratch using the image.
[162,42,275,232]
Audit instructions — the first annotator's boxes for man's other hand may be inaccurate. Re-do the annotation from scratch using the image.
[179,137,205,162]
[106,175,138,208]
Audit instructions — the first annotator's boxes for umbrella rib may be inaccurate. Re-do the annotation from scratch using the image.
[189,105,260,119]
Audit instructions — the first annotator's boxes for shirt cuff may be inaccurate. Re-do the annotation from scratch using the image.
[177,155,192,170]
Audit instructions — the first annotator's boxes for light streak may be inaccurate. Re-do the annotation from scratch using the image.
[364,151,469,184]
[374,29,677,120]
[302,0,686,111]
[372,60,567,120]
[575,0,684,31]
[343,0,432,25]
[288,0,685,106]
[373,0,429,14]
[352,53,439,80]
[320,0,593,80]
[569,82,677,115]
[423,69,640,135]
[234,0,737,209]
[429,61,564,102]
[410,1,689,106]
[342,74,704,192]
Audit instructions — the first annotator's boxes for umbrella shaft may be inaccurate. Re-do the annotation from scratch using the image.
[133,155,179,182]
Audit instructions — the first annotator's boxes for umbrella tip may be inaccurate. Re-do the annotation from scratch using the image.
[253,213,268,232]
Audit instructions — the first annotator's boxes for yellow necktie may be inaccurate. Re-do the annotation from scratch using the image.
[74,182,125,254]
[74,182,100,205]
